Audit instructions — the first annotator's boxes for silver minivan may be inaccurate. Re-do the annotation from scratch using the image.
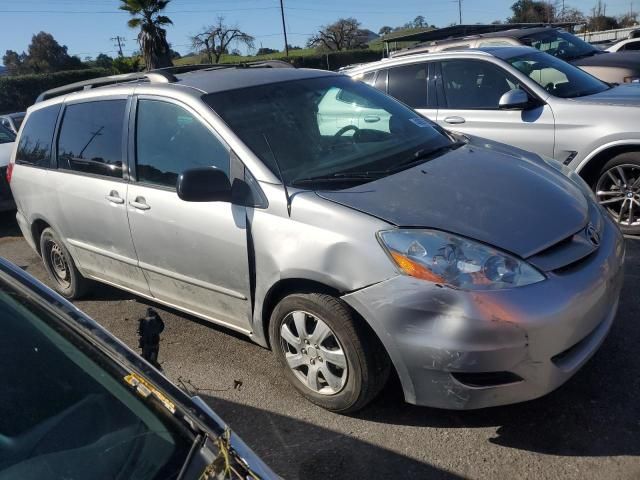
[9,66,625,413]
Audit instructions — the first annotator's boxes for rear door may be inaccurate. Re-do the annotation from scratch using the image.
[126,96,252,332]
[50,98,150,294]
[434,58,555,157]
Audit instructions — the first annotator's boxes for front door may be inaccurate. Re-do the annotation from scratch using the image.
[51,98,150,295]
[434,59,555,157]
[127,97,251,331]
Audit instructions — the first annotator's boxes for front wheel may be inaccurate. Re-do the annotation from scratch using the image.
[594,153,640,235]
[269,293,390,413]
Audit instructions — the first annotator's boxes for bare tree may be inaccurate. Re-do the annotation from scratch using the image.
[191,17,254,63]
[307,18,368,51]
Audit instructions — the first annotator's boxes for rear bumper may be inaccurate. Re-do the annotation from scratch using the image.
[343,214,625,409]
[0,167,15,212]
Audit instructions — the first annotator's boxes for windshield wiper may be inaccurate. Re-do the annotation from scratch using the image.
[290,172,379,187]
[291,141,464,187]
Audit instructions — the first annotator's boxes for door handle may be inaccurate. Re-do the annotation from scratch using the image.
[363,114,381,123]
[105,191,124,204]
[129,196,150,211]
[443,116,466,125]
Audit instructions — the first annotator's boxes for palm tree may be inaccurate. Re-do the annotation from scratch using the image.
[120,0,173,70]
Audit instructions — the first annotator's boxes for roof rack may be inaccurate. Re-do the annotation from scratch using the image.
[383,22,578,50]
[35,59,294,103]
[34,71,174,103]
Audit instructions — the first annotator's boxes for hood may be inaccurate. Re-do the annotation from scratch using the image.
[569,83,640,107]
[316,140,589,259]
[571,51,640,69]
[0,142,14,168]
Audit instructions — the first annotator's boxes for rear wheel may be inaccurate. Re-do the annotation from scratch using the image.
[269,293,390,413]
[40,227,90,299]
[594,153,640,235]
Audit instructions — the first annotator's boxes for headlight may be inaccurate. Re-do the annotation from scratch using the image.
[623,76,640,83]
[539,154,597,202]
[378,229,545,290]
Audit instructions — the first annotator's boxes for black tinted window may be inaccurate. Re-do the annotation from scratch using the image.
[388,63,428,108]
[441,60,522,109]
[374,70,387,92]
[136,100,229,188]
[0,124,14,144]
[58,100,126,178]
[16,105,60,167]
[624,41,640,51]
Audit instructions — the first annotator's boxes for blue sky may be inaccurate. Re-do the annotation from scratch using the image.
[0,0,636,61]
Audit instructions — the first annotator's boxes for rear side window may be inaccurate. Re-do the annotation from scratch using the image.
[135,99,229,188]
[360,71,376,85]
[57,100,126,178]
[623,41,640,51]
[16,105,60,167]
[0,124,14,144]
[387,63,428,108]
[374,69,387,92]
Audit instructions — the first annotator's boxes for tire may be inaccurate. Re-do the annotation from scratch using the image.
[269,293,390,413]
[594,152,640,235]
[40,227,90,299]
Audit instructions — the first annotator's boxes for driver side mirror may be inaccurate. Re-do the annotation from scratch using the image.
[498,89,531,110]
[177,167,231,202]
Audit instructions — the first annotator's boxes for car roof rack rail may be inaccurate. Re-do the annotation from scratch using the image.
[35,59,295,104]
[35,71,175,103]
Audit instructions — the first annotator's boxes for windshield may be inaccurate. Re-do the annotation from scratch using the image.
[0,124,15,144]
[204,76,454,188]
[521,30,600,61]
[507,51,610,98]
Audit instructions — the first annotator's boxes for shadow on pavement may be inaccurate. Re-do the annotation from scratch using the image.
[0,211,20,239]
[354,239,640,458]
[200,395,462,480]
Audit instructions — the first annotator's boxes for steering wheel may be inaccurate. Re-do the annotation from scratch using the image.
[334,125,359,137]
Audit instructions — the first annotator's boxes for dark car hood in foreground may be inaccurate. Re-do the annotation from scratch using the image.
[317,141,589,259]
[570,83,640,107]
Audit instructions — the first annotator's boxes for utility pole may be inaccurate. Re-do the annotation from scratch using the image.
[279,0,289,57]
[111,36,125,57]
[458,0,462,24]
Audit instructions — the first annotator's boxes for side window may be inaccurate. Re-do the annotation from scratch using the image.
[135,99,229,188]
[624,41,640,51]
[57,100,126,178]
[360,71,376,85]
[16,105,60,167]
[374,69,387,92]
[0,125,14,144]
[387,63,428,108]
[440,60,522,109]
[479,40,513,47]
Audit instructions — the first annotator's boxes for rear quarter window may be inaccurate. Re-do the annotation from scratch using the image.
[16,105,61,168]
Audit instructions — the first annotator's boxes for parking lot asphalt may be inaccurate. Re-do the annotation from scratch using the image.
[1,210,640,480]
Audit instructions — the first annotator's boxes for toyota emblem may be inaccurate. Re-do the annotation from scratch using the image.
[586,224,601,247]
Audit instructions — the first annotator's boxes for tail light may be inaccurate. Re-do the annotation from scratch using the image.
[5,162,13,184]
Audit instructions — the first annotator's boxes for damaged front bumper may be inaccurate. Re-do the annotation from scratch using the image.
[343,216,625,409]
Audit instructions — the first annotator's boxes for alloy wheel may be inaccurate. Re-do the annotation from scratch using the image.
[596,164,640,227]
[279,310,348,395]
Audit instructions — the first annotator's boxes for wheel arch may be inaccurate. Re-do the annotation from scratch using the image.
[577,142,640,187]
[30,216,53,257]
[259,278,341,349]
